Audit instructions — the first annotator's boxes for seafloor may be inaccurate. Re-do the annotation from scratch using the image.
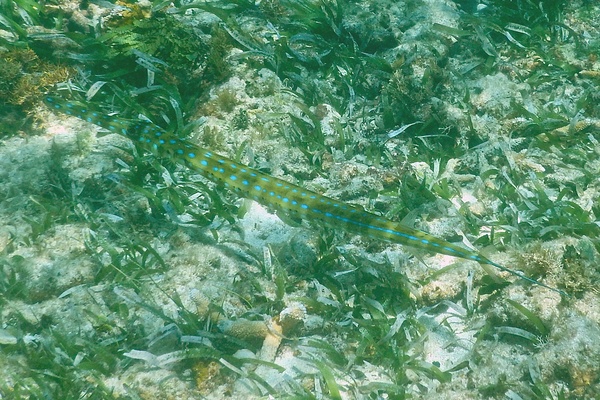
[0,0,599,399]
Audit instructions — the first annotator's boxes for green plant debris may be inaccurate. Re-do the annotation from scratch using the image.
[1,0,600,398]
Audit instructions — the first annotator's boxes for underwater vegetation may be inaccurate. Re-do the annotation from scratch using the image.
[0,0,72,136]
[1,0,600,398]
[0,47,70,136]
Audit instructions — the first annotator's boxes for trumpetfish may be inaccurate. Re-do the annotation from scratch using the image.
[43,94,566,296]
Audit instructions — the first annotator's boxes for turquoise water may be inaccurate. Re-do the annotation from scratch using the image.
[0,0,598,398]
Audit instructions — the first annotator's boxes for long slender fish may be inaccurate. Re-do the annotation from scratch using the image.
[44,95,565,295]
